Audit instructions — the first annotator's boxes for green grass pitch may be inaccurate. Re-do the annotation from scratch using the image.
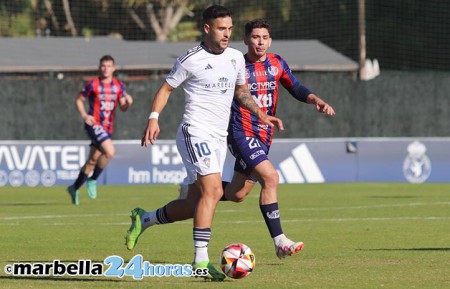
[1,183,449,289]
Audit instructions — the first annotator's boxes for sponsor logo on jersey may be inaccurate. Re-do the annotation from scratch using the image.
[168,65,177,76]
[98,91,117,101]
[248,81,277,92]
[257,124,269,130]
[249,70,267,77]
[250,150,264,160]
[204,64,213,70]
[204,77,234,94]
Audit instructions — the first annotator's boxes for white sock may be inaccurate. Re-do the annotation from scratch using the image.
[193,228,210,264]
[274,233,286,246]
[194,244,209,264]
[141,211,158,229]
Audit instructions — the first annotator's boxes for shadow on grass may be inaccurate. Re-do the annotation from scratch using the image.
[368,196,418,199]
[0,202,57,206]
[357,248,450,251]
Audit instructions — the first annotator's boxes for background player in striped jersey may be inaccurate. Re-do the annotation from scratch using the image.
[129,6,282,281]
[67,55,132,205]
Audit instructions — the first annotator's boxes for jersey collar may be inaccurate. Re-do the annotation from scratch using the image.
[200,42,226,55]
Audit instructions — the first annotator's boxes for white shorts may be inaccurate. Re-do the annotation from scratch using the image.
[176,122,227,185]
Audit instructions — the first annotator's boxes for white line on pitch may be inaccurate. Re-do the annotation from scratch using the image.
[288,202,450,211]
[0,213,126,220]
[1,216,448,226]
[0,202,448,221]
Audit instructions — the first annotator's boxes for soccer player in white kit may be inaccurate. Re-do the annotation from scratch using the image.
[130,5,283,281]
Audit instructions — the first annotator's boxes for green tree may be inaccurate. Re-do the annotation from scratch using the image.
[125,0,193,41]
[0,0,33,36]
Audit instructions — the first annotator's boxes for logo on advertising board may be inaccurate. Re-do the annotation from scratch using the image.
[403,141,431,183]
[127,144,186,185]
[276,144,324,183]
[0,144,85,187]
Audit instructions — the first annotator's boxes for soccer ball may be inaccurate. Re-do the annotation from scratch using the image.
[220,243,255,279]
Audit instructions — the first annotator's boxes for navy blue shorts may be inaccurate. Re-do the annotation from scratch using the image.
[227,131,270,180]
[85,124,111,149]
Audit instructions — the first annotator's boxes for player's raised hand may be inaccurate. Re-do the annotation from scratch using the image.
[141,119,160,147]
[315,100,335,116]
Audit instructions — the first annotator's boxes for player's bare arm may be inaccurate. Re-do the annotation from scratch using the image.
[306,94,336,116]
[142,82,174,147]
[234,84,284,131]
[75,94,94,126]
[119,93,133,112]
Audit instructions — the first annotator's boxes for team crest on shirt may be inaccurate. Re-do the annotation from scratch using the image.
[268,66,279,76]
[203,157,211,168]
[245,69,251,79]
[230,59,236,70]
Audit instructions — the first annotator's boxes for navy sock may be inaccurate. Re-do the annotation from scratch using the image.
[155,205,174,224]
[90,166,103,180]
[260,203,283,238]
[73,171,88,190]
[193,227,211,244]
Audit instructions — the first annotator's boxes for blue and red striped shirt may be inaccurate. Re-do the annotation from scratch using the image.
[81,77,126,134]
[229,53,311,146]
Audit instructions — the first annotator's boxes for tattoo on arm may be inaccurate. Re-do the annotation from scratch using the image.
[235,87,262,117]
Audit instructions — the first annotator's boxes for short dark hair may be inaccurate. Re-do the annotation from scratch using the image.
[245,19,271,37]
[100,55,115,65]
[202,5,232,24]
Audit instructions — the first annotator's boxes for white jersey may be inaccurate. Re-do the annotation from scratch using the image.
[166,43,246,138]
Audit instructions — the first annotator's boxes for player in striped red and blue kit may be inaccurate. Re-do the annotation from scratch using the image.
[230,53,311,146]
[223,19,335,258]
[67,55,133,205]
